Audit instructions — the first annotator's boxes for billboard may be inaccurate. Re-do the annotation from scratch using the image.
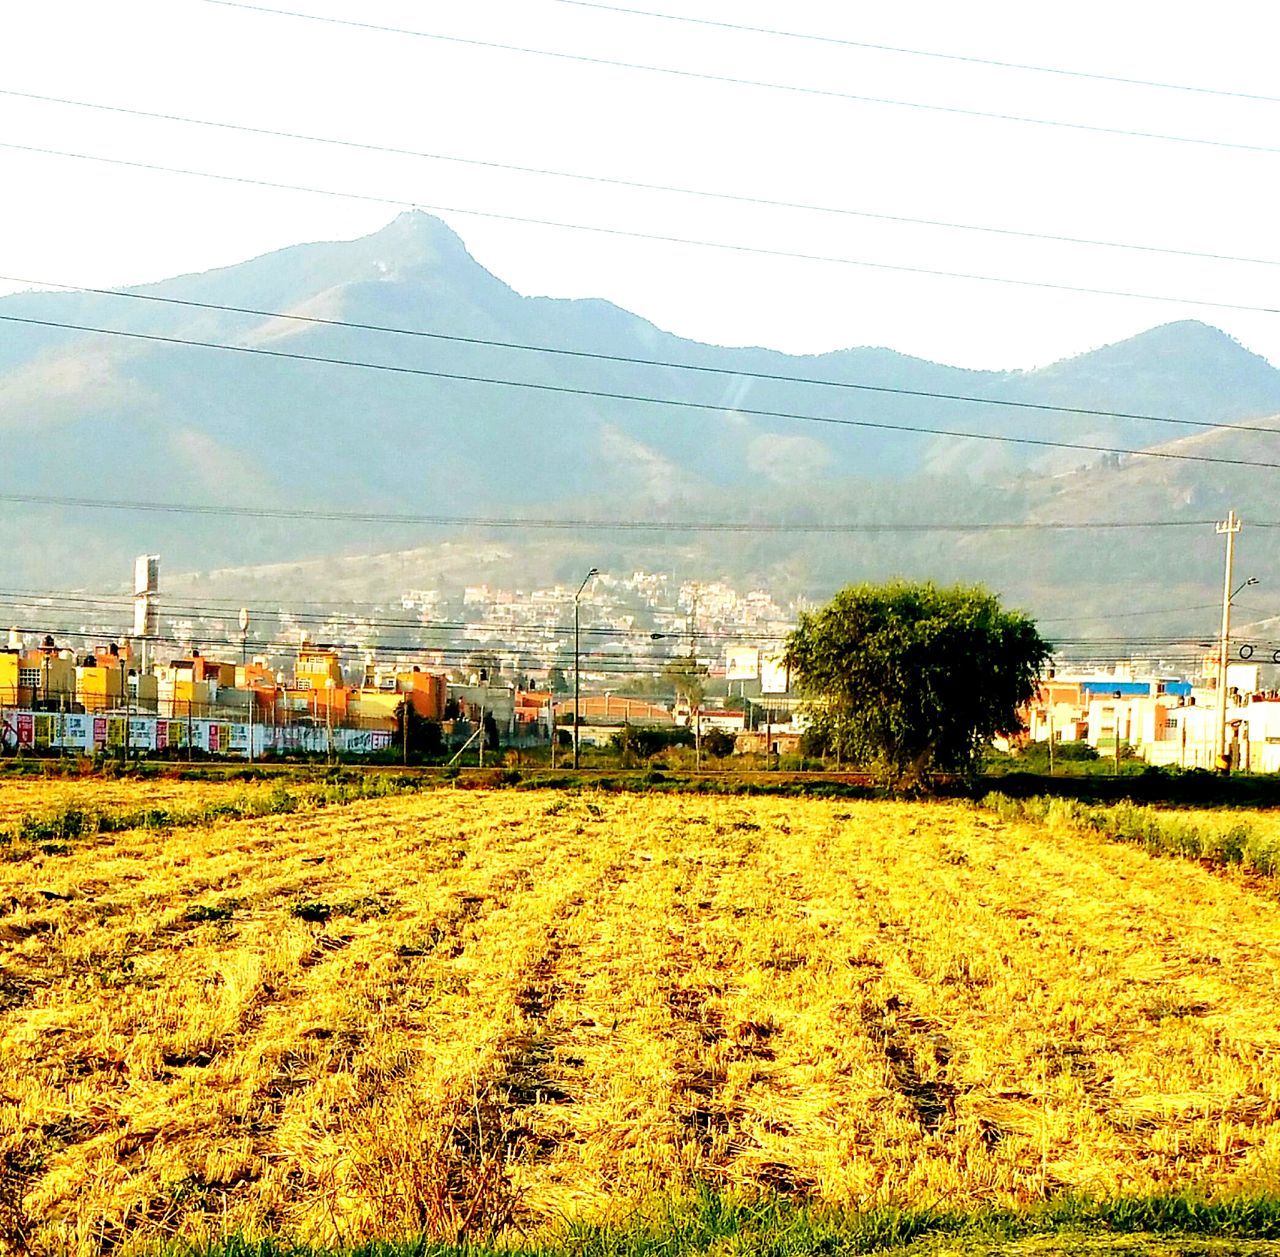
[724,646,760,682]
[760,650,791,695]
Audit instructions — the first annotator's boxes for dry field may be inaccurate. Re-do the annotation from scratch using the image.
[2,784,1280,1254]
[0,776,260,831]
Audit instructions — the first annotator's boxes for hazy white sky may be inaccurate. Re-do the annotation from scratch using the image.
[3,0,1280,370]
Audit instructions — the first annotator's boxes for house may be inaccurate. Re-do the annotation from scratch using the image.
[515,689,553,734]
[349,666,447,730]
[449,682,516,734]
[294,645,344,690]
[554,695,673,725]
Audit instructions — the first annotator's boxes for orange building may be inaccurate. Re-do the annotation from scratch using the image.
[516,690,552,726]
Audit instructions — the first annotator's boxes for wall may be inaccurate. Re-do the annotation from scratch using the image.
[0,708,394,757]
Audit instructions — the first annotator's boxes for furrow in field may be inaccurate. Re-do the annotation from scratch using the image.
[7,793,621,1253]
[7,788,1280,1254]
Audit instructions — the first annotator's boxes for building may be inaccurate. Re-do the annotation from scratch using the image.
[294,645,344,690]
[554,695,673,726]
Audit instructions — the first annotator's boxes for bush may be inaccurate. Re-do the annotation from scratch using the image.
[609,726,695,759]
[700,729,737,759]
[982,793,1280,877]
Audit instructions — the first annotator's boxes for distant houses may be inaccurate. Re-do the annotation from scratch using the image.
[1014,662,1280,771]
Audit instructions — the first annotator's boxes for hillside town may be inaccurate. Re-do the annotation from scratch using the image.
[1,555,1274,769]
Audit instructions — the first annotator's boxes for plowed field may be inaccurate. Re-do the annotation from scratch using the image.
[3,787,1279,1253]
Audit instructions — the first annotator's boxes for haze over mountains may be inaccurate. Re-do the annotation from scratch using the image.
[3,210,1280,637]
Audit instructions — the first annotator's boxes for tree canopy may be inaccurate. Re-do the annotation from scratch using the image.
[784,581,1050,785]
[662,654,708,709]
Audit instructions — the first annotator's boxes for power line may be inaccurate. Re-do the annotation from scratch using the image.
[199,0,1280,157]
[548,1,1280,107]
[9,272,1280,439]
[8,87,1280,270]
[2,587,1257,649]
[0,612,757,673]
[10,589,1241,650]
[4,310,1280,471]
[0,588,1178,646]
[9,139,1280,317]
[4,588,793,642]
[6,615,1243,674]
[1036,602,1225,624]
[0,491,1219,531]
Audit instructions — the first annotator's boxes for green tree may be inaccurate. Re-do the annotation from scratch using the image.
[662,654,707,709]
[394,700,444,762]
[784,581,1050,787]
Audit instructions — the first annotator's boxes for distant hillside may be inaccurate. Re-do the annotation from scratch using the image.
[2,210,1280,621]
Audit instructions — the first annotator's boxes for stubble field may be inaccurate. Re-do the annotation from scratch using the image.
[2,781,1280,1256]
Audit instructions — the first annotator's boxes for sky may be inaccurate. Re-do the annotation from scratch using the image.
[3,0,1280,370]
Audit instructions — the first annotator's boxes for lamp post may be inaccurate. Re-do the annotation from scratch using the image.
[573,567,598,770]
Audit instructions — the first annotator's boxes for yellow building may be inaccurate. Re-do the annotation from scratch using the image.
[155,673,215,719]
[295,646,344,690]
[76,663,125,713]
[0,650,19,706]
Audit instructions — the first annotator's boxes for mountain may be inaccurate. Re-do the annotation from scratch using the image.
[2,210,1279,627]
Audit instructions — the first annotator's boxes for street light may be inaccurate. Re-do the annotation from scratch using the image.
[573,567,598,769]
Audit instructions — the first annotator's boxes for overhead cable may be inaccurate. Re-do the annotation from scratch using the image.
[7,140,1280,316]
[3,312,1280,471]
[198,0,1280,157]
[5,273,1280,438]
[548,1,1280,107]
[6,88,1280,269]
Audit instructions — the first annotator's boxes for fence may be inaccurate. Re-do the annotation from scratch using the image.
[0,707,395,758]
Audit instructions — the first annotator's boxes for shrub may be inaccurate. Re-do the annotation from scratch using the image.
[983,793,1280,877]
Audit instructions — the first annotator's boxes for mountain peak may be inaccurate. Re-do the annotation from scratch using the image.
[367,210,475,268]
[1034,319,1273,376]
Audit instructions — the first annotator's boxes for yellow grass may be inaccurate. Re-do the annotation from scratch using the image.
[0,776,257,829]
[3,786,1280,1254]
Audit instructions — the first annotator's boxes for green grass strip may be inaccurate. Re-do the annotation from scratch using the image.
[152,1192,1280,1257]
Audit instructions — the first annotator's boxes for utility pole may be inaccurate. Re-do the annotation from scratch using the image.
[573,567,597,770]
[120,657,130,767]
[687,583,702,771]
[549,693,557,769]
[1216,511,1241,774]
[1047,700,1055,776]
[324,678,334,766]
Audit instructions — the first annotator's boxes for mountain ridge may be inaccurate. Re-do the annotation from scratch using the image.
[2,210,1279,612]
